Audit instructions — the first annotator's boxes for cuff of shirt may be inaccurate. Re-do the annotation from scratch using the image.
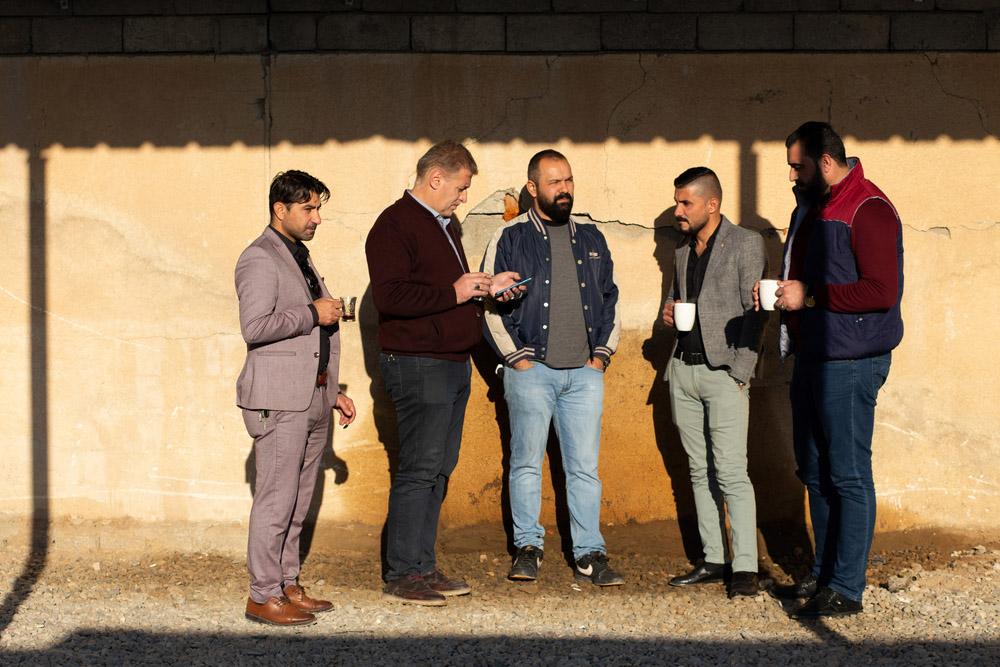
[307,303,319,328]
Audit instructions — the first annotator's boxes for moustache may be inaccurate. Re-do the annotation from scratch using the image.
[555,194,572,203]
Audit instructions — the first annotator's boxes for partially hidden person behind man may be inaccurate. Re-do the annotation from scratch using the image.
[482,149,625,587]
[366,141,524,606]
[236,170,357,626]
[761,121,904,619]
[661,167,768,599]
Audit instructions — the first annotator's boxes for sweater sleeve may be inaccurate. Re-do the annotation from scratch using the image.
[365,215,457,318]
[816,199,900,313]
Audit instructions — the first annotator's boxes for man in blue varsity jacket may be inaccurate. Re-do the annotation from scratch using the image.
[482,150,624,587]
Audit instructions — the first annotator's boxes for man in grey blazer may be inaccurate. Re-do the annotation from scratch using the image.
[662,167,767,598]
[236,170,356,625]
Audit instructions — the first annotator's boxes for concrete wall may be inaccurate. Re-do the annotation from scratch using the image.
[1,53,998,551]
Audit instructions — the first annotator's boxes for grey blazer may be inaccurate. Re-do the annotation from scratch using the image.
[235,227,341,411]
[670,216,767,384]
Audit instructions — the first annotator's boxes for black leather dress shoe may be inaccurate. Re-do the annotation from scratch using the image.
[789,586,863,619]
[727,571,760,598]
[669,561,725,587]
[770,573,818,600]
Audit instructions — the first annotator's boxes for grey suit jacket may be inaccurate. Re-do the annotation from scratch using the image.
[670,216,767,384]
[235,227,341,411]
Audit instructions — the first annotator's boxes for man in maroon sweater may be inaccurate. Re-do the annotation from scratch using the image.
[760,122,903,618]
[365,141,521,606]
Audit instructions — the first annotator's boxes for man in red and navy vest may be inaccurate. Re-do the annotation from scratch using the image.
[762,121,904,618]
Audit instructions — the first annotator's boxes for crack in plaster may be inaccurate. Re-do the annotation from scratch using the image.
[470,56,558,145]
[922,53,993,137]
[603,54,650,196]
[0,285,157,350]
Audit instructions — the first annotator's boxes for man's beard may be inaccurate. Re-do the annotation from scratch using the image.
[539,193,573,223]
[796,171,827,202]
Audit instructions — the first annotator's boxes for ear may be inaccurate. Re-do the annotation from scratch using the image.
[427,167,443,191]
[707,197,720,214]
[819,154,835,175]
[525,180,538,199]
[272,201,287,220]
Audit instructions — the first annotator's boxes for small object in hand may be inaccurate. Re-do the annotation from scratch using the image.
[340,296,357,322]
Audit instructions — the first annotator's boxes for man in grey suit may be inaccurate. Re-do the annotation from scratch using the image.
[662,167,767,599]
[236,170,357,625]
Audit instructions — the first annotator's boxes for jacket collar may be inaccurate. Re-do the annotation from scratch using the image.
[527,206,577,238]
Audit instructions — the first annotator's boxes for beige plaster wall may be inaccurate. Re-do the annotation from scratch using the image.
[1,54,997,547]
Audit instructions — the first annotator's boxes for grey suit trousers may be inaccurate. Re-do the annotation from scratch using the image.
[243,385,331,603]
[669,358,758,573]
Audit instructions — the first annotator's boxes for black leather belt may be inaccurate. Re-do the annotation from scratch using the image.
[673,349,706,365]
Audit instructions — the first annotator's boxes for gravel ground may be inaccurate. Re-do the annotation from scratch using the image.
[1,540,998,665]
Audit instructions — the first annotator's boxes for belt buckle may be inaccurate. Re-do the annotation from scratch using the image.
[316,371,328,387]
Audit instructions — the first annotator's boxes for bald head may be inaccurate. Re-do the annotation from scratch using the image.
[673,166,722,205]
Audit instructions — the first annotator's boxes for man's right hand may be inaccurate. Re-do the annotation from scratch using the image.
[512,360,533,371]
[313,297,342,326]
[454,272,492,304]
[662,300,675,328]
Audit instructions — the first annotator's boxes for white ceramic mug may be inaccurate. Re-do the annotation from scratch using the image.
[759,279,780,311]
[674,302,696,332]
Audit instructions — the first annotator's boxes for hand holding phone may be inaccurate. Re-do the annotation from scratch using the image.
[494,275,533,298]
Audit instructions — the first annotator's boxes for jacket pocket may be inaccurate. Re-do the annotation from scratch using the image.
[257,350,296,356]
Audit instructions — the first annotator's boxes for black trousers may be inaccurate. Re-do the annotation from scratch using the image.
[379,353,471,580]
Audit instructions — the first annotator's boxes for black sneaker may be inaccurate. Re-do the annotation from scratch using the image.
[574,551,624,586]
[727,571,761,599]
[508,545,543,581]
[789,586,863,619]
[770,573,818,600]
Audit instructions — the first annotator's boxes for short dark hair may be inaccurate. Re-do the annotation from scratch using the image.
[269,170,330,218]
[785,121,847,165]
[415,140,478,180]
[673,166,722,203]
[527,149,568,184]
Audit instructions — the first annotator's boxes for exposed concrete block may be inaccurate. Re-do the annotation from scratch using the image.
[602,13,696,50]
[125,17,216,52]
[841,0,932,10]
[892,13,986,50]
[795,13,890,50]
[269,13,318,51]
[745,0,838,10]
[990,11,1000,50]
[219,16,267,52]
[457,0,549,11]
[698,13,793,50]
[413,14,504,52]
[936,0,1000,8]
[554,0,646,11]
[72,0,174,14]
[0,0,70,16]
[32,17,122,53]
[650,0,741,11]
[507,14,600,51]
[318,13,410,51]
[363,0,455,10]
[175,0,269,13]
[270,0,355,11]
[0,18,30,54]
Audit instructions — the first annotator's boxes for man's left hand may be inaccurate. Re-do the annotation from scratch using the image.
[776,280,807,311]
[335,392,356,428]
[586,357,607,372]
[490,271,527,303]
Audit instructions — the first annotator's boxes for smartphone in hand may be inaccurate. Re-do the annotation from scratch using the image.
[494,275,533,298]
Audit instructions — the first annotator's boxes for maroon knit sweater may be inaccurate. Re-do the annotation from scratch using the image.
[365,192,483,361]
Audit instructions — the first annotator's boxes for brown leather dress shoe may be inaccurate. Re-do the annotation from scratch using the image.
[422,569,471,597]
[382,574,447,606]
[245,596,316,626]
[283,584,334,613]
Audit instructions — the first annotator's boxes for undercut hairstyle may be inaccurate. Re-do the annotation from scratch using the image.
[269,170,330,218]
[785,121,847,165]
[673,166,723,204]
[527,149,568,184]
[415,140,479,180]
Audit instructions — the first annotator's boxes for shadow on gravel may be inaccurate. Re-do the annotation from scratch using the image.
[2,632,997,664]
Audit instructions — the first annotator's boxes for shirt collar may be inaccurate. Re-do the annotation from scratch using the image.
[406,190,450,226]
[268,225,309,262]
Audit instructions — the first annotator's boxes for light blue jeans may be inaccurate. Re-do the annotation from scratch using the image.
[504,363,606,560]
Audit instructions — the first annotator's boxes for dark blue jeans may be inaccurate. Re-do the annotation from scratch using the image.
[379,353,470,581]
[791,353,891,602]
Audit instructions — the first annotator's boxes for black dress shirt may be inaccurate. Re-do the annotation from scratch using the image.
[269,226,333,375]
[677,224,720,355]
